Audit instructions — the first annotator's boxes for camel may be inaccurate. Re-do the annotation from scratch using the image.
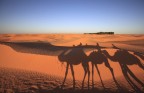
[88,43,120,89]
[58,47,90,89]
[103,44,144,92]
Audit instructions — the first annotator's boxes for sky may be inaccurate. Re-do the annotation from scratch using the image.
[0,0,144,34]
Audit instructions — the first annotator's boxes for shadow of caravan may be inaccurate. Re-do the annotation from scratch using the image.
[103,44,144,92]
[89,43,120,89]
[0,41,144,92]
[58,46,90,89]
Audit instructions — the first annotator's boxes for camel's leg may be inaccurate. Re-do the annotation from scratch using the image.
[120,64,133,86]
[104,59,121,90]
[120,64,141,92]
[61,63,69,89]
[70,64,75,89]
[104,58,114,79]
[82,63,87,89]
[137,61,144,70]
[92,63,94,89]
[125,65,144,87]
[87,63,90,89]
[95,64,105,88]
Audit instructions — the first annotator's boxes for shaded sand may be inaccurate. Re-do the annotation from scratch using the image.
[0,44,143,81]
[109,39,144,47]
[0,34,144,46]
[0,34,144,93]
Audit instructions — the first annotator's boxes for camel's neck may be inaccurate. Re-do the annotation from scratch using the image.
[104,52,117,62]
[58,50,68,62]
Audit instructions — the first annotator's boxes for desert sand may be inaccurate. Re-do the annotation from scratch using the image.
[0,34,144,93]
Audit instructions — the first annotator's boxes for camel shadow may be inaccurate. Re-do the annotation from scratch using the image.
[57,43,123,91]
[1,41,144,92]
[89,43,121,90]
[58,45,90,89]
[103,45,144,92]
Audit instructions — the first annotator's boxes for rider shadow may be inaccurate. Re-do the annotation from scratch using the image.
[103,48,144,92]
[89,43,121,90]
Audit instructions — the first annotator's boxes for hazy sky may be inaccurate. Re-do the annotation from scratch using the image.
[0,0,144,34]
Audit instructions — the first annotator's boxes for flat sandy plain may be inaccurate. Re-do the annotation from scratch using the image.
[0,34,144,93]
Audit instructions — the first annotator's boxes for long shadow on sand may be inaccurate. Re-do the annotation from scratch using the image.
[89,43,121,91]
[57,43,124,92]
[1,42,144,93]
[57,46,90,89]
[103,45,144,93]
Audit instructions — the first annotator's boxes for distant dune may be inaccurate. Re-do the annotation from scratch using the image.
[0,34,144,46]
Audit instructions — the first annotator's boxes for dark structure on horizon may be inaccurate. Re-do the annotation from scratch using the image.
[84,32,114,35]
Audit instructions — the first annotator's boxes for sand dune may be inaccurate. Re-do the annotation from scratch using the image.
[0,34,144,93]
[0,34,144,46]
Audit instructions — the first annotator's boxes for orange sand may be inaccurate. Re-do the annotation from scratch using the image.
[0,34,143,82]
